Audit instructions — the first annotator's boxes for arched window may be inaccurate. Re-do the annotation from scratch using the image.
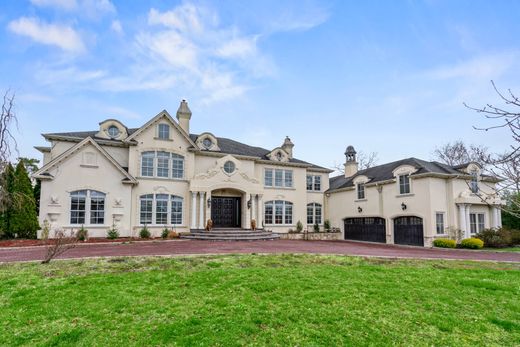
[264,200,293,225]
[70,190,106,225]
[140,151,184,179]
[307,203,322,225]
[158,124,170,139]
[139,194,184,225]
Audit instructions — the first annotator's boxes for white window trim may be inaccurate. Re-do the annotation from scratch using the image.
[156,123,172,141]
[139,151,185,180]
[306,175,322,192]
[397,174,412,196]
[435,211,446,235]
[69,190,107,227]
[356,183,366,200]
[139,194,185,227]
[469,212,485,235]
[306,203,323,225]
[264,168,294,189]
[264,200,294,226]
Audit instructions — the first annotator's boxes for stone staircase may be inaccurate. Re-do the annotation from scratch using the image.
[181,228,280,241]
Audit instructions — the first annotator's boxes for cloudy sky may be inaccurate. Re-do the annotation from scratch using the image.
[1,0,520,170]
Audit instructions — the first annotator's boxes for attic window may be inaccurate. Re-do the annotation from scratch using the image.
[158,124,170,140]
[276,152,283,160]
[107,126,119,138]
[203,138,212,149]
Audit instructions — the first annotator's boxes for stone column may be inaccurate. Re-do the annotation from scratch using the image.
[257,194,263,229]
[198,192,205,229]
[251,194,256,225]
[190,192,197,230]
[493,206,501,228]
[206,191,212,225]
[465,204,471,239]
[458,204,467,238]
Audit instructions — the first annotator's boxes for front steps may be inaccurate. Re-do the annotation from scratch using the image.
[181,229,280,241]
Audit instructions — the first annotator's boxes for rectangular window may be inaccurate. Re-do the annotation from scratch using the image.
[158,124,170,139]
[469,213,485,234]
[275,201,284,224]
[264,203,273,224]
[274,169,283,187]
[436,212,445,234]
[140,195,153,224]
[357,183,365,200]
[307,204,314,224]
[70,191,86,224]
[171,154,184,179]
[141,152,154,177]
[284,170,293,188]
[155,194,169,224]
[470,172,479,193]
[89,191,105,224]
[306,175,313,190]
[264,169,273,187]
[285,203,293,224]
[314,176,321,191]
[171,197,183,225]
[399,175,411,194]
[157,151,170,178]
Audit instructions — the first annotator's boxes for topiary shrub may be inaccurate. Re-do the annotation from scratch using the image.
[296,221,303,233]
[313,223,320,232]
[460,237,484,249]
[476,228,511,248]
[161,228,170,239]
[139,225,151,239]
[433,238,456,248]
[76,226,88,241]
[324,220,331,232]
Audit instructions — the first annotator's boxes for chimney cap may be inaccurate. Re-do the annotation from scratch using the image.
[176,99,192,118]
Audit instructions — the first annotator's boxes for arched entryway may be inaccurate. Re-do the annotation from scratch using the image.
[393,216,424,246]
[211,188,242,228]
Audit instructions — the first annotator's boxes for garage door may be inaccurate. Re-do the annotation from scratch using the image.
[393,216,424,246]
[344,217,386,243]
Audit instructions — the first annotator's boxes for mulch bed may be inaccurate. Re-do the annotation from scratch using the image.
[0,237,165,248]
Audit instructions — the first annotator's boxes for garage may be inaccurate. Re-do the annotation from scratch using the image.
[344,217,386,243]
[393,216,424,246]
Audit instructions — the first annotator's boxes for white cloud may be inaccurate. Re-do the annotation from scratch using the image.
[216,36,258,58]
[30,0,77,10]
[110,20,123,34]
[8,17,85,53]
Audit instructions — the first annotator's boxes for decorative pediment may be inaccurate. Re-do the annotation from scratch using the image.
[267,147,290,162]
[196,132,220,151]
[392,165,417,177]
[353,175,370,184]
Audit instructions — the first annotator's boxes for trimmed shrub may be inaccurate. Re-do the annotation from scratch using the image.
[509,229,520,246]
[324,220,331,232]
[107,228,119,240]
[433,238,456,248]
[296,221,303,233]
[76,226,88,241]
[313,223,320,232]
[460,238,484,249]
[476,228,511,248]
[161,228,170,239]
[139,226,151,239]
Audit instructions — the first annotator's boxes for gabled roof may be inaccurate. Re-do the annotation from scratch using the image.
[328,157,468,191]
[33,137,138,184]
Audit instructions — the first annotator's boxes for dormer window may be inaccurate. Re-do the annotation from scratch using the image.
[158,124,170,140]
[399,175,410,195]
[203,138,212,149]
[470,170,479,193]
[276,152,283,160]
[107,125,120,138]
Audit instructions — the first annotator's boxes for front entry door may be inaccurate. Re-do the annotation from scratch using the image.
[211,197,241,228]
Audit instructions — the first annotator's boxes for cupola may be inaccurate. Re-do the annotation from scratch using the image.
[344,145,358,178]
[281,136,294,159]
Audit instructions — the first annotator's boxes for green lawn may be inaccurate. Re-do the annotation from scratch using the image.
[1,255,519,346]
[484,247,520,252]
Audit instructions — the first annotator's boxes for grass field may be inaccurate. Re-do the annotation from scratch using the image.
[1,254,519,346]
[484,246,520,253]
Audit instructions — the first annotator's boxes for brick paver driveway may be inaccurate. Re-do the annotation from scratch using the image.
[1,239,519,263]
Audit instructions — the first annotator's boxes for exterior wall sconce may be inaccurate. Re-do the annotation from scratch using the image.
[357,206,363,213]
[247,198,252,209]
[207,198,211,208]
[401,202,407,211]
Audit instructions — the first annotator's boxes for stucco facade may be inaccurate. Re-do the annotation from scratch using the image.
[34,101,331,238]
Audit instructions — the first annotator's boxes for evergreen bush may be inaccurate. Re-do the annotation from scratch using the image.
[460,238,484,249]
[296,221,303,233]
[433,238,456,248]
[10,162,39,239]
[77,226,88,241]
[324,220,331,232]
[161,228,170,239]
[139,225,151,239]
[313,223,320,232]
[0,164,15,239]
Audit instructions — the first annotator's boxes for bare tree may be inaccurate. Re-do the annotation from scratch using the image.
[0,91,18,212]
[41,229,79,264]
[333,151,379,173]
[432,141,489,167]
[465,81,520,217]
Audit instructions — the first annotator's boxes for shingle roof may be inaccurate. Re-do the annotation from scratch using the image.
[328,157,465,191]
[42,129,329,171]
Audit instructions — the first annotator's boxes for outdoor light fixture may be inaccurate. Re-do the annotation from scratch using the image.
[357,206,363,213]
[247,198,252,209]
[401,202,407,210]
[207,198,211,208]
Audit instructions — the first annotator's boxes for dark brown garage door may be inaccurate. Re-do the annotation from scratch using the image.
[394,216,424,246]
[344,217,386,243]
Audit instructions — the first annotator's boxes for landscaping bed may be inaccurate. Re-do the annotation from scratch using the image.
[0,237,170,248]
[0,254,519,346]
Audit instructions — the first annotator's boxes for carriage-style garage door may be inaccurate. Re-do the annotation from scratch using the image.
[344,217,386,243]
[393,216,424,246]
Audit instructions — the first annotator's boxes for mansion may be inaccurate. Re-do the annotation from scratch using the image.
[34,100,503,247]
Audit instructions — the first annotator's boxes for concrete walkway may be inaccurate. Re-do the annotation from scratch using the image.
[1,239,519,263]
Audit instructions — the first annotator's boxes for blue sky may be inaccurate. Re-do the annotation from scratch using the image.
[1,0,520,171]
